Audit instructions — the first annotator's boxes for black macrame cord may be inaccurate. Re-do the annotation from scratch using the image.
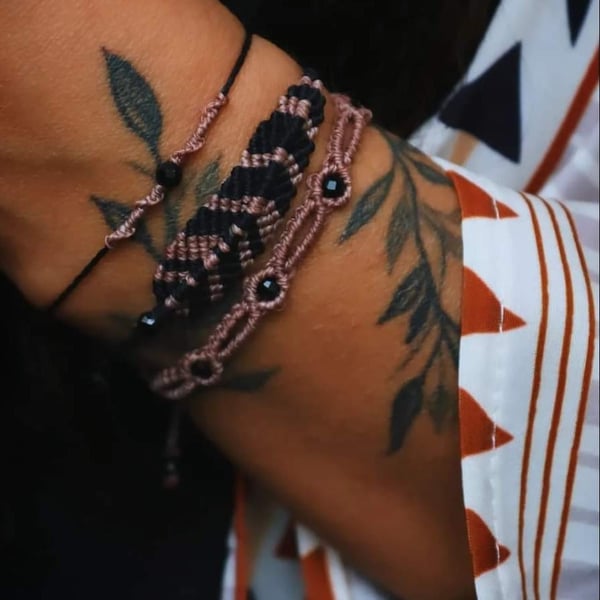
[142,73,326,329]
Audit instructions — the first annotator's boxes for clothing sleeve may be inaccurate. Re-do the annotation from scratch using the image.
[440,161,598,600]
[219,162,598,600]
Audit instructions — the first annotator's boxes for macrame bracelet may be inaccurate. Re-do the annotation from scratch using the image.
[46,31,253,314]
[137,73,327,332]
[151,95,371,400]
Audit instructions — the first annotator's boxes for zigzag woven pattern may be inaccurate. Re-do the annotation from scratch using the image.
[150,73,326,320]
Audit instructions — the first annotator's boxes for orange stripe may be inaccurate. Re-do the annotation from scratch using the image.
[526,47,599,193]
[533,199,575,600]
[234,476,249,600]
[518,194,550,600]
[302,547,336,600]
[550,204,597,598]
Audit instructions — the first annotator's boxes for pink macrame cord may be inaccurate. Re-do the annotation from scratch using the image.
[105,94,227,247]
[151,95,372,400]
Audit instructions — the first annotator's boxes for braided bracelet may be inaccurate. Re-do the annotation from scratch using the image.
[151,95,371,400]
[137,73,326,332]
[47,31,253,314]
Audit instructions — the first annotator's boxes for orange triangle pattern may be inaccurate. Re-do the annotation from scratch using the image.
[465,509,511,577]
[459,388,514,457]
[301,547,335,600]
[275,520,299,560]
[463,267,526,335]
[449,171,518,219]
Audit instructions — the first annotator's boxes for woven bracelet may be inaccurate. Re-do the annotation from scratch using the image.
[137,72,327,332]
[151,95,371,400]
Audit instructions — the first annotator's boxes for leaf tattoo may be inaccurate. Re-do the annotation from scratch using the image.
[420,204,463,260]
[91,195,161,262]
[162,160,222,246]
[388,376,424,453]
[93,45,225,265]
[102,48,163,162]
[126,161,154,178]
[378,263,427,325]
[409,158,452,187]
[427,385,456,434]
[339,168,394,242]
[386,197,413,272]
[163,188,183,247]
[440,311,460,368]
[194,160,221,207]
[406,294,432,344]
[220,367,280,392]
[341,129,461,453]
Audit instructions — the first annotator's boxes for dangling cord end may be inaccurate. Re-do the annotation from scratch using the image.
[162,404,183,490]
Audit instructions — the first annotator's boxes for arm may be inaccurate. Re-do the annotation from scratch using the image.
[0,2,471,598]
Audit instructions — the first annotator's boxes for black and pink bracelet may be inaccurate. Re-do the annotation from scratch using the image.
[152,95,371,400]
[39,35,370,484]
[155,94,370,486]
[138,72,327,331]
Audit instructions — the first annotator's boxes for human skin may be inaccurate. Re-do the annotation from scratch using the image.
[0,1,472,598]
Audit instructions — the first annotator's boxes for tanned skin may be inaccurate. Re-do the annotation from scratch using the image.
[0,2,472,598]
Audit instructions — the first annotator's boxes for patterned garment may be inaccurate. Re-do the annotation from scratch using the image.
[221,0,599,598]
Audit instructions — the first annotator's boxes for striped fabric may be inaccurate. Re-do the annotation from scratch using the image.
[444,165,598,600]
[538,84,599,600]
[220,1,599,598]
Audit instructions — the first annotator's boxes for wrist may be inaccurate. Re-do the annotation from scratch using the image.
[0,0,330,333]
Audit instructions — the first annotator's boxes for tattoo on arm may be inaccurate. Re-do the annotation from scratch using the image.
[340,129,461,454]
[97,51,281,398]
[93,50,223,260]
[102,48,163,163]
[95,51,459,450]
[220,367,281,392]
[92,195,162,261]
[108,313,280,395]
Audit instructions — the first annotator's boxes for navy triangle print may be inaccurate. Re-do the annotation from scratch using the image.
[440,43,522,163]
[567,0,592,44]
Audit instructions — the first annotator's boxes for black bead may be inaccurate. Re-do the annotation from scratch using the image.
[156,160,183,188]
[190,360,213,379]
[322,173,346,198]
[256,277,281,302]
[137,311,158,332]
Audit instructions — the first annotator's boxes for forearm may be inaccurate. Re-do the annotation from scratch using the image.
[0,2,470,598]
[186,126,469,599]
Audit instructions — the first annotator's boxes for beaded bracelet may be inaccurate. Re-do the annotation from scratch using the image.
[151,74,327,487]
[151,95,371,400]
[137,73,326,331]
[47,31,253,314]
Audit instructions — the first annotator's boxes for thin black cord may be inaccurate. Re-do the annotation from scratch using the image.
[148,74,325,325]
[47,247,109,315]
[47,30,253,315]
[221,30,252,96]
